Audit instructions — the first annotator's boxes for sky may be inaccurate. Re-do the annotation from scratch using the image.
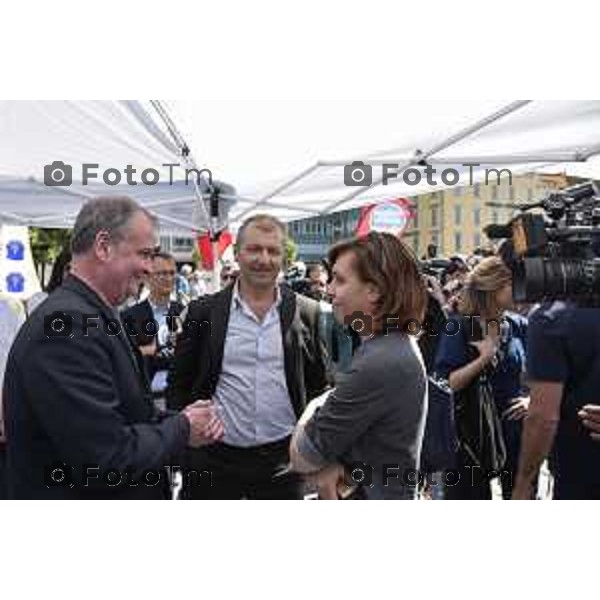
[165,100,600,199]
[166,99,511,196]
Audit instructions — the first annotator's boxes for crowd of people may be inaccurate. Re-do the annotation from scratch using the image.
[2,194,600,499]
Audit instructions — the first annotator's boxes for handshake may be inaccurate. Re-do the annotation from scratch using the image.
[182,400,225,448]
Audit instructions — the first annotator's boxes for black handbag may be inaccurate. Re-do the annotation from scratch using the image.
[421,376,459,472]
[453,319,507,472]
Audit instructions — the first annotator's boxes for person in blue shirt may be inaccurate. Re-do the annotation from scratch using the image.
[513,302,600,499]
[435,256,530,499]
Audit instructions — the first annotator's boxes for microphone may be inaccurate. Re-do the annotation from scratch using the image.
[484,223,513,239]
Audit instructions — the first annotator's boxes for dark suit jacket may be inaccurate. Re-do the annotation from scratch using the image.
[121,298,185,383]
[167,283,331,419]
[2,276,189,499]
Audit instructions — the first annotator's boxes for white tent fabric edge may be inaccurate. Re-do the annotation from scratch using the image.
[1,100,600,235]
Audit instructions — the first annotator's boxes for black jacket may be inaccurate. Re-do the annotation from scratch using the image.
[2,276,189,499]
[121,298,185,383]
[167,283,331,418]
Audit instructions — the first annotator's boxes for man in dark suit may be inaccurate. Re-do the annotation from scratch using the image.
[122,251,185,412]
[2,196,224,499]
[169,214,330,499]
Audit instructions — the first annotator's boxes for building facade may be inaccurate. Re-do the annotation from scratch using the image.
[158,234,196,264]
[289,172,575,261]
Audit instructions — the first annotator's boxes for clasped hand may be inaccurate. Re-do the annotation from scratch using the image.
[183,399,224,447]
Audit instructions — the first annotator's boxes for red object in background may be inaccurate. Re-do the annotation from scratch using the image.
[196,230,233,270]
[355,198,414,238]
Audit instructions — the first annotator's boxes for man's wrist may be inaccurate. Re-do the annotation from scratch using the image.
[474,355,490,371]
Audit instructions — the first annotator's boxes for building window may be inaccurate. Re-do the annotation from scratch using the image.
[454,204,462,226]
[491,186,498,201]
[159,236,171,252]
[474,183,480,198]
[509,185,515,201]
[474,203,481,227]
[455,187,462,198]
[430,232,439,248]
[474,232,481,248]
[412,235,419,254]
[454,232,462,252]
[431,205,439,228]
[173,237,194,251]
[412,204,419,229]
[492,210,499,224]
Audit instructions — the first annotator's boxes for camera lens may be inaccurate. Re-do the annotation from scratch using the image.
[518,258,599,303]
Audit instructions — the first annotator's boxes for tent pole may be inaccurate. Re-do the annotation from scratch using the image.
[323,100,533,215]
[149,100,212,233]
[0,211,29,224]
[318,152,595,166]
[211,239,221,293]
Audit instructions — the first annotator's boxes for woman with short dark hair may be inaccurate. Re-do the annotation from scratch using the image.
[290,232,428,499]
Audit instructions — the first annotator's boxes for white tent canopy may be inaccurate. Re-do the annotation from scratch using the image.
[1,100,600,234]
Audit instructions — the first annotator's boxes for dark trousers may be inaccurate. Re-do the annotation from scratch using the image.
[554,478,600,500]
[444,450,492,500]
[500,418,526,500]
[182,437,304,500]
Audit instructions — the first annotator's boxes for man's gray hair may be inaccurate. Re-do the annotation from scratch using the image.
[71,196,157,255]
[235,214,287,251]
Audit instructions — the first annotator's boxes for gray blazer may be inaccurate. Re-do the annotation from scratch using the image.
[299,332,427,499]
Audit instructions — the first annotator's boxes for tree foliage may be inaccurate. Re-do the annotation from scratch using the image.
[285,236,297,265]
[29,228,71,270]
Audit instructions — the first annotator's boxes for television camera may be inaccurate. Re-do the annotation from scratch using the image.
[485,181,600,305]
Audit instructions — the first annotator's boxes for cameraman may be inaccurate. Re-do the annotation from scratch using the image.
[122,252,185,412]
[513,301,600,499]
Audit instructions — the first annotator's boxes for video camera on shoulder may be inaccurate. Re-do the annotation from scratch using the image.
[486,181,600,305]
